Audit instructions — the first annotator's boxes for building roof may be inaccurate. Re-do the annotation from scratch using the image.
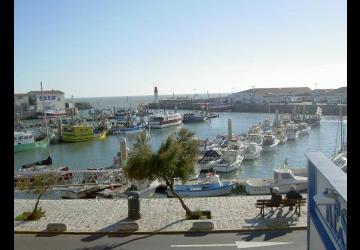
[239,87,312,96]
[14,93,28,96]
[27,90,64,95]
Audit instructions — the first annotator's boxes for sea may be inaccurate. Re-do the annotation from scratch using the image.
[14,95,347,198]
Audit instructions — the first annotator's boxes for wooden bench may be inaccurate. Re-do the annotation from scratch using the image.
[255,198,306,218]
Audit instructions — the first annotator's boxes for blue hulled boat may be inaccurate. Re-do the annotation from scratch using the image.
[167,173,233,197]
[182,112,207,123]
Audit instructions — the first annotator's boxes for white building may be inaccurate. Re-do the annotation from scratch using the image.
[313,87,347,104]
[27,90,65,112]
[228,87,312,104]
[14,93,29,108]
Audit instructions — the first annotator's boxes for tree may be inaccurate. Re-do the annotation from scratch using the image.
[16,172,59,220]
[124,128,199,217]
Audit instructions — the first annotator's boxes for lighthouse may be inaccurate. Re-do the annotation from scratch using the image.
[154,86,159,103]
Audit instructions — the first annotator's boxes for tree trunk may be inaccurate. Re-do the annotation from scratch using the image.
[167,184,193,216]
[29,192,43,219]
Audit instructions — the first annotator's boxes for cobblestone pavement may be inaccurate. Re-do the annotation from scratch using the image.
[14,195,307,233]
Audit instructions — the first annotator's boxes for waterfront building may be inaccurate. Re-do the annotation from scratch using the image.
[227,87,312,105]
[306,152,347,250]
[14,93,29,109]
[27,90,65,114]
[313,87,347,104]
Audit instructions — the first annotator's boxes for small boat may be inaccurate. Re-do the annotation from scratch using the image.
[285,123,299,140]
[206,112,219,119]
[262,134,280,152]
[243,142,262,160]
[14,131,48,153]
[244,167,308,195]
[61,186,100,199]
[167,173,234,197]
[21,156,52,169]
[304,106,322,127]
[331,151,347,173]
[148,112,182,129]
[110,122,147,134]
[297,123,311,135]
[182,112,207,123]
[212,149,243,173]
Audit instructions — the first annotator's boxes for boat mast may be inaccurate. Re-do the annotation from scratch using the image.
[41,81,51,158]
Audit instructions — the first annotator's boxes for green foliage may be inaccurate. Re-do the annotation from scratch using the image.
[15,207,46,221]
[124,128,199,184]
[124,128,200,216]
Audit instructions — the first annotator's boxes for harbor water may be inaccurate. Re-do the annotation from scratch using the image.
[14,111,347,181]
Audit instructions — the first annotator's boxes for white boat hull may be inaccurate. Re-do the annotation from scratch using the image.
[212,155,243,173]
[243,149,261,160]
[167,183,234,197]
[286,131,299,140]
[244,180,308,195]
[298,128,311,135]
[149,120,182,128]
[262,139,280,152]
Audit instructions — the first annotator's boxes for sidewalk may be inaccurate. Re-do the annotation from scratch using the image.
[14,195,307,234]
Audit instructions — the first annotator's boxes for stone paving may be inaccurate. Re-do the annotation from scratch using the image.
[14,195,307,233]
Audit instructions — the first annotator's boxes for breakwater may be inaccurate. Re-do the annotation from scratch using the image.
[148,102,346,116]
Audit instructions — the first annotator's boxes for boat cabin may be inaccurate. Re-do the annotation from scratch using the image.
[273,169,298,182]
[14,132,35,145]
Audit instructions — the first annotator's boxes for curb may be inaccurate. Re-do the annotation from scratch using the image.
[14,226,307,235]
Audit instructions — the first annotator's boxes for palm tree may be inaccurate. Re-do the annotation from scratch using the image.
[124,128,199,217]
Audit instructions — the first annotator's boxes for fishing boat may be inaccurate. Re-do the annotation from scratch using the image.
[148,111,182,128]
[247,133,263,146]
[243,142,262,160]
[244,167,308,195]
[197,149,222,171]
[285,123,299,140]
[182,112,207,123]
[14,131,48,153]
[297,122,311,135]
[167,173,234,197]
[61,125,107,142]
[262,134,280,152]
[206,112,219,118]
[304,106,322,127]
[211,149,244,173]
[61,186,100,199]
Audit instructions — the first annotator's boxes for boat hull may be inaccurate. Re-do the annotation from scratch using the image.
[149,119,182,129]
[167,182,233,197]
[14,139,48,153]
[244,181,308,195]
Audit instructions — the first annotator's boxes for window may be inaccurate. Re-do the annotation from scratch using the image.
[281,173,294,179]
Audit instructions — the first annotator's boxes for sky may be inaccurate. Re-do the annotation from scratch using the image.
[14,0,347,98]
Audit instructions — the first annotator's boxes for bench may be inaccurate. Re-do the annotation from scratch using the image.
[255,198,306,218]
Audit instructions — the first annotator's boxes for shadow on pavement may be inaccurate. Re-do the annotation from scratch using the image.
[80,218,187,249]
[238,229,294,242]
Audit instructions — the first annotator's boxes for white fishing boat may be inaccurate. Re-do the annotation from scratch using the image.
[331,151,347,173]
[244,168,308,195]
[212,149,243,173]
[297,122,311,135]
[243,142,262,160]
[167,173,233,197]
[247,133,263,146]
[262,134,280,152]
[148,111,182,128]
[285,123,299,140]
